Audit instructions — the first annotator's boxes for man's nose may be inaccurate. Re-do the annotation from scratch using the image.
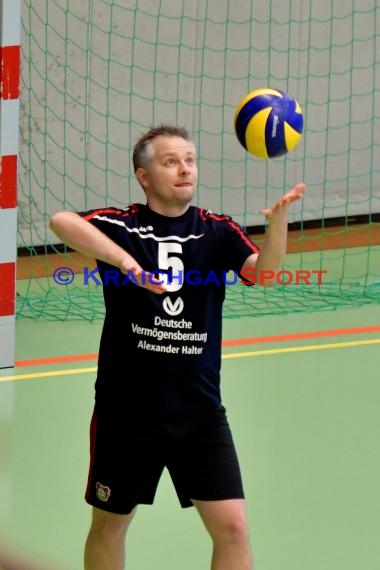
[179,161,191,174]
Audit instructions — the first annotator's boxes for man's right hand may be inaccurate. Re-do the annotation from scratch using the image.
[118,256,167,294]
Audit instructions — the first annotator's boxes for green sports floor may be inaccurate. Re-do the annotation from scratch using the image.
[1,303,380,570]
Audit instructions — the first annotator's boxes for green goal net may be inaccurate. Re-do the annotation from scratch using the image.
[18,0,380,320]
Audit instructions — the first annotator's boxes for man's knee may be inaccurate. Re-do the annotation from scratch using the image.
[215,514,249,544]
[89,508,135,542]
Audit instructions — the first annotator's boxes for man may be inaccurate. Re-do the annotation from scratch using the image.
[50,124,305,570]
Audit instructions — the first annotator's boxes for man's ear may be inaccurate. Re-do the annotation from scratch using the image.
[136,167,148,190]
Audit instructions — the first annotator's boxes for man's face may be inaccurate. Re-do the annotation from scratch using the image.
[137,136,198,208]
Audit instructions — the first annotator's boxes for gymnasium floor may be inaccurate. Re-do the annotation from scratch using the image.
[1,301,380,570]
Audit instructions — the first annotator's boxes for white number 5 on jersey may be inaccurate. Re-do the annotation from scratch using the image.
[158,242,184,292]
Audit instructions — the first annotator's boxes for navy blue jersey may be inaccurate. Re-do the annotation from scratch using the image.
[80,204,259,415]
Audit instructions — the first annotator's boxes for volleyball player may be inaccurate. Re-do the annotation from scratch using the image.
[50,124,305,570]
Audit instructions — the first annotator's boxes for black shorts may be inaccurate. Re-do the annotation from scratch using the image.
[85,404,245,515]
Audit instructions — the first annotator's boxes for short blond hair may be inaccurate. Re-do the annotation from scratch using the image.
[132,124,194,172]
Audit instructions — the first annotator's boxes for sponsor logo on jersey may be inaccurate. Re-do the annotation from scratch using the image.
[162,296,184,316]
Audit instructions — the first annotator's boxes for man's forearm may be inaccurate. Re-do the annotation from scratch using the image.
[255,216,288,275]
[49,211,132,268]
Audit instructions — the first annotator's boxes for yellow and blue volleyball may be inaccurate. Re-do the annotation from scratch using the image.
[234,88,303,159]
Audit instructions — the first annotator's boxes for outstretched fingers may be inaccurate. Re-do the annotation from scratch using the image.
[259,182,305,217]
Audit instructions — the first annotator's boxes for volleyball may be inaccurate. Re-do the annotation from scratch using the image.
[234,88,303,159]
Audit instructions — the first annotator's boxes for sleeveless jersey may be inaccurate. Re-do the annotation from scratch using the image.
[80,204,259,415]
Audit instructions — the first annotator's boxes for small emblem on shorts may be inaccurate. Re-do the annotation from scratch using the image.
[96,482,111,502]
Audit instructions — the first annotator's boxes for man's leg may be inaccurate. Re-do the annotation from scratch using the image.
[84,507,135,570]
[193,498,253,570]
